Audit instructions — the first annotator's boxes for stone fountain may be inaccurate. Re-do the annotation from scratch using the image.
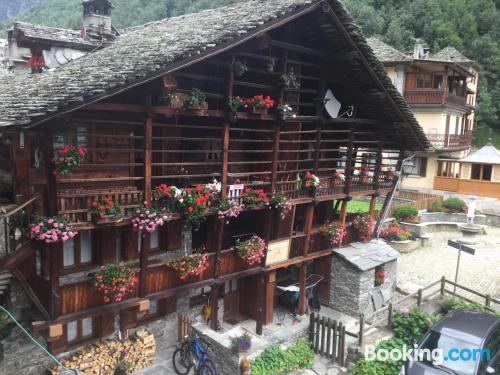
[457,197,482,244]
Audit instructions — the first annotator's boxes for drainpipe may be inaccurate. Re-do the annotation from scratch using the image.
[375,154,415,239]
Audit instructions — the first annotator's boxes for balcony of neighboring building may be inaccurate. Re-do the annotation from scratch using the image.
[426,133,473,151]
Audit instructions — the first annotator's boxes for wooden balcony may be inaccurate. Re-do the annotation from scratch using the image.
[404,90,466,107]
[426,133,473,150]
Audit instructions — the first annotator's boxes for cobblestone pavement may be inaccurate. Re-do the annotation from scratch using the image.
[397,227,500,300]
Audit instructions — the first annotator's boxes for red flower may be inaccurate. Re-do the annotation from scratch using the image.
[196,184,201,193]
[188,207,193,213]
[92,201,98,208]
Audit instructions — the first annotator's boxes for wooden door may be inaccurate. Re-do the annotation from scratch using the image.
[314,256,332,305]
[405,73,416,91]
[223,279,240,320]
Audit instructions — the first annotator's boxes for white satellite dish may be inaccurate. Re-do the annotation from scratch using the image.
[324,89,341,119]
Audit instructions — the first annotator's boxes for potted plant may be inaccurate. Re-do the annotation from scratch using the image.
[279,70,300,89]
[227,60,248,77]
[166,247,209,280]
[333,171,345,185]
[31,215,77,243]
[227,96,245,123]
[131,206,170,236]
[240,357,251,375]
[184,88,208,115]
[247,95,274,115]
[375,270,388,286]
[240,188,269,208]
[358,165,370,183]
[303,172,319,197]
[234,235,266,266]
[318,222,347,247]
[91,197,122,225]
[352,213,374,243]
[114,348,133,375]
[276,103,295,122]
[269,193,292,220]
[176,184,211,230]
[231,332,252,353]
[52,145,87,176]
[218,199,244,224]
[92,262,138,304]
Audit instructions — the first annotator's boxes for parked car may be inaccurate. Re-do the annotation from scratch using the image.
[400,310,499,375]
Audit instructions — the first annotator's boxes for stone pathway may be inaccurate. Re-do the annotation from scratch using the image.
[397,227,500,300]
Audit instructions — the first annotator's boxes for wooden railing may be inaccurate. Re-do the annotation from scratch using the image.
[404,90,445,104]
[426,133,473,150]
[433,177,500,199]
[385,190,443,217]
[356,277,500,347]
[315,177,344,198]
[309,312,346,366]
[0,196,40,257]
[350,175,375,193]
[445,92,467,107]
[57,187,143,223]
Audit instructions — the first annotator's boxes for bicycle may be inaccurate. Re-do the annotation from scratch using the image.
[173,333,218,375]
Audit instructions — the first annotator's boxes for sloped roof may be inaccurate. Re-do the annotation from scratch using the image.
[367,37,409,63]
[0,0,429,149]
[431,46,474,65]
[459,142,500,165]
[9,22,100,50]
[333,239,399,271]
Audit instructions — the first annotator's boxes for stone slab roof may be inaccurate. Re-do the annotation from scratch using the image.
[0,0,430,149]
[333,239,399,271]
[10,22,100,50]
[459,142,500,165]
[431,47,473,65]
[0,39,7,74]
[367,37,409,63]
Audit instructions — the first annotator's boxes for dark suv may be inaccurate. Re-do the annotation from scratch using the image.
[401,310,499,375]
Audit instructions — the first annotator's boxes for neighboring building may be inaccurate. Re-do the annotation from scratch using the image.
[0,39,7,73]
[368,38,479,192]
[433,141,500,199]
[0,0,428,373]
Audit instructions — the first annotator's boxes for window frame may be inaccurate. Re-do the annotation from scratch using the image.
[61,230,95,273]
[65,317,96,346]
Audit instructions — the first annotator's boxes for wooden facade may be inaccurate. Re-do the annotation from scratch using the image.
[0,0,427,355]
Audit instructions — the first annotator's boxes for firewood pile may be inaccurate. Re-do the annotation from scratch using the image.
[49,329,156,374]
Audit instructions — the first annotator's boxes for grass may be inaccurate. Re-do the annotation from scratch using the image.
[473,126,500,149]
[346,200,382,213]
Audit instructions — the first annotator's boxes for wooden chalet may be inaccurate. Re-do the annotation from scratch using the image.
[0,0,429,356]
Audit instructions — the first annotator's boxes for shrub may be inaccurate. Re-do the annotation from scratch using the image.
[443,197,466,213]
[348,338,406,375]
[251,339,313,375]
[429,200,442,212]
[394,205,418,221]
[439,296,499,317]
[393,307,438,346]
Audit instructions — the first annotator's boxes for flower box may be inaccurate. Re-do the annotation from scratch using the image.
[251,107,267,115]
[92,213,123,226]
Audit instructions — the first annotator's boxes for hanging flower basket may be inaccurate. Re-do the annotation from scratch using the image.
[166,247,209,280]
[31,215,77,243]
[218,200,244,224]
[269,193,292,220]
[318,222,347,247]
[240,188,269,209]
[92,262,137,304]
[177,185,210,229]
[131,206,169,236]
[91,197,122,225]
[53,145,87,176]
[234,235,267,266]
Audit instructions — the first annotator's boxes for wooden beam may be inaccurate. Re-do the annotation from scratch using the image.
[11,268,50,320]
[139,234,150,298]
[256,272,265,335]
[263,271,276,325]
[210,283,219,331]
[298,264,307,315]
[344,126,355,197]
[303,204,314,257]
[339,199,348,227]
[143,116,153,205]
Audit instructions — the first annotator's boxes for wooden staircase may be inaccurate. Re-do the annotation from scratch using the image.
[0,270,13,300]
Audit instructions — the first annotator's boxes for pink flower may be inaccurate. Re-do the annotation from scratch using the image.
[400,307,410,316]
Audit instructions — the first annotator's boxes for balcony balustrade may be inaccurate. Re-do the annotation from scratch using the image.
[426,133,473,150]
[404,90,466,107]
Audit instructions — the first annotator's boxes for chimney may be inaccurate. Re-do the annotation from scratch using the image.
[413,42,429,59]
[82,0,114,39]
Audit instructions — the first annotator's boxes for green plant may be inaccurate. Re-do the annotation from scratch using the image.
[227,96,245,112]
[92,262,138,304]
[393,307,438,346]
[279,70,300,88]
[227,60,248,76]
[250,339,313,375]
[439,296,499,317]
[429,200,442,212]
[166,247,209,281]
[443,197,466,213]
[394,205,418,221]
[348,338,406,375]
[184,88,207,108]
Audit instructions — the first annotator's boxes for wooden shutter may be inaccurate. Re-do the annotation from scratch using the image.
[420,157,428,177]
[124,228,139,259]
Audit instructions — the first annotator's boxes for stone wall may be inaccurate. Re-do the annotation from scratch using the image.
[329,256,397,317]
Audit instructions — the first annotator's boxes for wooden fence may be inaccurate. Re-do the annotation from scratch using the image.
[177,314,193,342]
[308,313,346,366]
[357,277,500,347]
[385,190,443,218]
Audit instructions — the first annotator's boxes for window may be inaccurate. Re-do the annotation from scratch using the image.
[405,157,427,177]
[416,74,432,89]
[471,164,482,180]
[137,228,160,252]
[432,74,443,89]
[66,318,94,344]
[63,231,93,269]
[483,165,493,181]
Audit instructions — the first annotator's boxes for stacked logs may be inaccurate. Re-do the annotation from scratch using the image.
[50,329,156,375]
